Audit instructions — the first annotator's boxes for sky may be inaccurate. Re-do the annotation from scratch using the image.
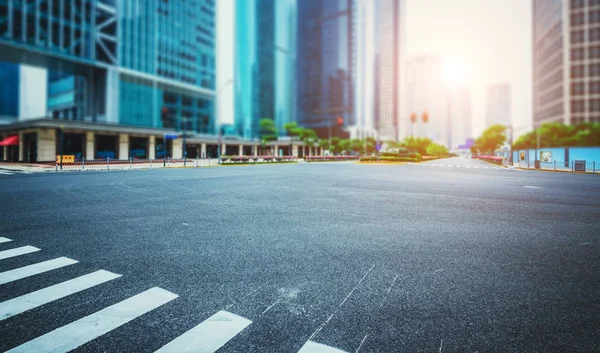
[405,0,532,137]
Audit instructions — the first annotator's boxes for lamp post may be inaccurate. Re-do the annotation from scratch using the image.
[214,79,233,165]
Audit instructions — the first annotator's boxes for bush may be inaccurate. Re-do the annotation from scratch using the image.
[305,156,362,162]
[359,156,418,162]
[476,155,504,164]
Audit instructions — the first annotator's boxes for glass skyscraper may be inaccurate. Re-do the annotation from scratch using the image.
[0,0,215,131]
[296,0,356,138]
[233,0,296,140]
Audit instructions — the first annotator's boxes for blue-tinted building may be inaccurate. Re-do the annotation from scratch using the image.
[233,0,296,140]
[0,0,251,162]
[296,0,356,138]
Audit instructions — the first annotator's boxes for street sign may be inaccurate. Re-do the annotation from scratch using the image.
[376,143,382,151]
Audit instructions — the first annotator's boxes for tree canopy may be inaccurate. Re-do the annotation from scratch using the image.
[513,122,600,149]
[472,124,507,154]
[259,118,278,145]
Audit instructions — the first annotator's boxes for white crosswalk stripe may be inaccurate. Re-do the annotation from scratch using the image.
[0,170,14,175]
[0,270,121,321]
[0,246,40,260]
[0,237,12,243]
[298,340,348,353]
[155,310,252,353]
[0,257,78,285]
[7,287,178,353]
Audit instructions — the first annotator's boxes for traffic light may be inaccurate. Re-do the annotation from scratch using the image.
[422,111,429,124]
[410,113,417,124]
[336,116,344,126]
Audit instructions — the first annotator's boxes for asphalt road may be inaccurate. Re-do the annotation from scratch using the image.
[1,158,599,352]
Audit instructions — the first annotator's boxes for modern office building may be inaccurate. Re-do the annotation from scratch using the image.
[404,55,448,146]
[218,0,296,141]
[533,0,600,127]
[296,0,356,139]
[374,0,405,142]
[486,83,512,127]
[446,86,472,151]
[0,0,277,162]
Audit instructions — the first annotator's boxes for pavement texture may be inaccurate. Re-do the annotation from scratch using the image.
[0,157,599,352]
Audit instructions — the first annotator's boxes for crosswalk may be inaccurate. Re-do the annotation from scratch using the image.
[0,237,349,353]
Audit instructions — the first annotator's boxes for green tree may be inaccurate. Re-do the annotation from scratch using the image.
[426,142,449,157]
[330,137,341,155]
[259,118,278,154]
[473,124,506,155]
[403,136,433,155]
[284,122,301,156]
[513,122,600,149]
[298,128,317,156]
[338,139,352,154]
[318,139,330,153]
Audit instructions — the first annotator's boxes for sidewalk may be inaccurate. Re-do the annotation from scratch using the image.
[0,159,220,173]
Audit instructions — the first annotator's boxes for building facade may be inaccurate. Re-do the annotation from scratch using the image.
[404,55,448,146]
[486,83,512,128]
[296,0,356,139]
[0,0,257,162]
[533,0,600,127]
[375,0,405,142]
[447,86,472,151]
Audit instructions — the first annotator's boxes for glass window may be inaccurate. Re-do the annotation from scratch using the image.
[589,46,600,59]
[571,99,585,113]
[571,65,585,78]
[572,82,585,95]
[571,30,585,43]
[572,48,585,61]
[590,81,600,94]
[571,0,586,9]
[571,13,585,26]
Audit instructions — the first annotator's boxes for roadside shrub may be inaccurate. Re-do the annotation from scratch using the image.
[476,155,504,164]
[305,156,362,162]
[359,156,418,162]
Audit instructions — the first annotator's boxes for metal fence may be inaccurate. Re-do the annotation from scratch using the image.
[54,157,217,171]
[515,160,600,173]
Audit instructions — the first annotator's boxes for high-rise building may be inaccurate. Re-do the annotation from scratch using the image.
[533,0,600,127]
[0,0,252,162]
[447,87,472,151]
[296,0,356,139]
[220,0,296,140]
[404,55,447,146]
[486,83,511,128]
[375,0,405,142]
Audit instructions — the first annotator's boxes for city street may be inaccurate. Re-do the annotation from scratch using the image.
[1,158,599,352]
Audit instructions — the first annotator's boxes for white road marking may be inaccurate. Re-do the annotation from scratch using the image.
[430,164,436,166]
[0,171,13,175]
[484,167,489,169]
[522,186,541,189]
[298,340,348,353]
[155,310,252,353]
[465,166,471,168]
[7,287,178,353]
[0,257,79,285]
[0,270,121,321]
[356,334,369,353]
[474,166,479,169]
[0,246,40,260]
[0,237,12,243]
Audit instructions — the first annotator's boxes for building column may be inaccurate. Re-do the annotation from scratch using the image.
[18,132,24,161]
[172,139,183,159]
[2,135,7,160]
[221,143,226,155]
[253,145,258,156]
[201,143,207,159]
[238,144,243,156]
[85,132,94,160]
[118,134,129,160]
[149,136,156,159]
[37,129,57,162]
[292,145,298,157]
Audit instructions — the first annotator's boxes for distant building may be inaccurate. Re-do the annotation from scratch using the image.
[447,87,472,151]
[374,0,405,142]
[404,55,447,146]
[486,83,511,128]
[532,0,600,127]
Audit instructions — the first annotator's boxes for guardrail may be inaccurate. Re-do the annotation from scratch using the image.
[54,157,216,171]
[515,160,600,173]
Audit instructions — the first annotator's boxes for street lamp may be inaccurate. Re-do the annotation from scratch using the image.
[214,79,233,165]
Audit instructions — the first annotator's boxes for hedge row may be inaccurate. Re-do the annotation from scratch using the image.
[305,156,362,162]
[380,152,422,160]
[475,155,504,165]
[360,156,419,163]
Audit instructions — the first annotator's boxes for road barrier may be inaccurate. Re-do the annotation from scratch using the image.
[514,160,600,173]
[54,157,216,171]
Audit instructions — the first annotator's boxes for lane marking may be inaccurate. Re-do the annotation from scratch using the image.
[356,334,368,353]
[0,237,12,243]
[0,270,121,321]
[0,171,13,175]
[522,185,541,189]
[0,246,40,260]
[0,257,79,285]
[155,310,252,353]
[378,275,398,310]
[484,167,489,169]
[473,166,479,169]
[7,287,178,353]
[298,340,348,353]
